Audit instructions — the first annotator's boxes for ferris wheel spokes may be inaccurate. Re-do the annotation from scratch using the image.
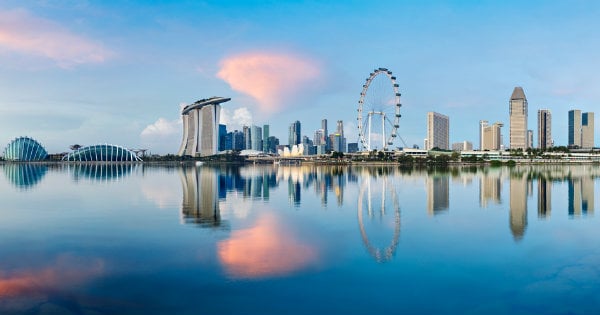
[357,67,402,152]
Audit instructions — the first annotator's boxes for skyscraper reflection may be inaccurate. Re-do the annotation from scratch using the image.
[179,166,223,227]
[479,171,502,208]
[537,177,551,219]
[426,174,449,216]
[569,176,594,217]
[509,172,527,241]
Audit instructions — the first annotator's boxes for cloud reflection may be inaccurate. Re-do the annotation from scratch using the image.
[218,213,318,279]
[0,256,104,312]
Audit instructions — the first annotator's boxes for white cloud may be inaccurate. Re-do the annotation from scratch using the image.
[220,107,253,130]
[141,118,180,138]
[139,117,182,154]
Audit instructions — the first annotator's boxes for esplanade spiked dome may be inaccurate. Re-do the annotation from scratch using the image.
[510,87,527,100]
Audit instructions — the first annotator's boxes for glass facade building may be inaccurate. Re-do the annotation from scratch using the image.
[62,144,142,162]
[3,137,48,161]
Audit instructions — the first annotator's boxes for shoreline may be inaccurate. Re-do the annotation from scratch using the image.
[1,159,599,166]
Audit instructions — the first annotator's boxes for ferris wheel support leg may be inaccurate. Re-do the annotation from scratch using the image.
[368,113,372,151]
[382,114,386,151]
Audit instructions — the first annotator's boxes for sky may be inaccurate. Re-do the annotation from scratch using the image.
[1,0,600,154]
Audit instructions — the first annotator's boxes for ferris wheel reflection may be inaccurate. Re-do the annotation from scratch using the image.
[357,176,401,263]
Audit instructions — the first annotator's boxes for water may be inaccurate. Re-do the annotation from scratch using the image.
[1,163,600,314]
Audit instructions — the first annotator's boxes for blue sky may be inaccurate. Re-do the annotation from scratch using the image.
[1,0,600,153]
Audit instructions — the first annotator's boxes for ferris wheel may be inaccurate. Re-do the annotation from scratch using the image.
[357,67,402,151]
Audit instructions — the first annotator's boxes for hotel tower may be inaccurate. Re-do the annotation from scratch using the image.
[177,97,231,157]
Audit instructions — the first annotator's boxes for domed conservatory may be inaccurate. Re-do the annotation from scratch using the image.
[3,137,48,161]
[62,144,142,162]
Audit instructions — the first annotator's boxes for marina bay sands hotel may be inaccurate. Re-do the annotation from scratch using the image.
[177,96,231,157]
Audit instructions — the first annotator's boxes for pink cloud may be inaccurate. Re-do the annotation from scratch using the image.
[0,8,113,67]
[217,52,321,112]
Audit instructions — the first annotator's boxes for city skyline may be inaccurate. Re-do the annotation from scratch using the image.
[2,1,600,154]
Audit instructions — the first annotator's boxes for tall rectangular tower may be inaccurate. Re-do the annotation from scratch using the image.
[426,112,449,150]
[262,124,270,152]
[321,119,329,151]
[509,87,528,150]
[537,109,552,149]
[289,120,301,146]
[251,125,263,151]
[582,112,594,149]
[482,122,503,150]
[479,120,488,150]
[568,109,582,148]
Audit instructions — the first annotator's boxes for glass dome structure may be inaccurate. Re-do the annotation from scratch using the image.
[3,137,48,161]
[62,144,142,162]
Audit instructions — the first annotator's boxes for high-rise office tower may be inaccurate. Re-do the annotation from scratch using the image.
[537,109,552,149]
[322,119,329,151]
[313,129,325,146]
[251,125,263,151]
[177,97,230,157]
[568,109,582,148]
[289,120,301,146]
[336,120,346,152]
[509,87,528,150]
[243,125,251,150]
[482,122,503,150]
[479,120,488,150]
[426,112,449,150]
[218,124,227,151]
[527,130,533,149]
[262,125,270,152]
[582,112,594,149]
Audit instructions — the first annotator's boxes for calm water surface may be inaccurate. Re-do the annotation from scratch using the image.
[1,163,600,314]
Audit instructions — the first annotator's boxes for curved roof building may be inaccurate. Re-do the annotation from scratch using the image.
[62,144,142,162]
[3,137,48,161]
[177,96,231,157]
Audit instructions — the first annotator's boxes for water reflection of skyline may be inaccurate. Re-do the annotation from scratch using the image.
[67,163,138,182]
[183,165,600,244]
[2,163,48,189]
[3,163,599,245]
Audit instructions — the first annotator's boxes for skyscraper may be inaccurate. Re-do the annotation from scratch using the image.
[537,109,552,149]
[479,120,488,150]
[251,125,263,151]
[262,124,270,152]
[426,112,449,150]
[336,120,346,152]
[243,125,251,150]
[289,121,301,146]
[509,87,528,150]
[322,119,329,151]
[482,122,503,150]
[568,109,582,148]
[177,97,230,157]
[582,112,594,149]
[527,130,533,149]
